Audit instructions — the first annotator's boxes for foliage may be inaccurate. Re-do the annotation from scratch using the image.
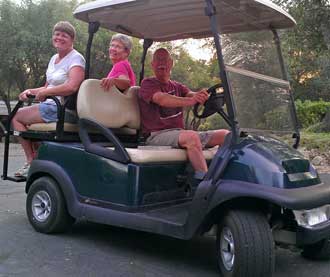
[0,0,215,110]
[274,0,330,101]
[0,0,80,106]
[299,131,330,152]
[0,0,330,137]
[198,113,228,131]
[295,99,330,128]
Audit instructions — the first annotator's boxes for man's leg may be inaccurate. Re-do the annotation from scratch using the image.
[12,105,45,163]
[206,129,231,148]
[178,130,208,173]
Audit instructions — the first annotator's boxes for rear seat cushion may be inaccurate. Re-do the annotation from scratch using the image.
[77,79,140,129]
[28,122,79,132]
[27,80,140,134]
[28,123,136,135]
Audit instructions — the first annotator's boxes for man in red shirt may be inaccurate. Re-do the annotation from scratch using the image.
[138,48,230,174]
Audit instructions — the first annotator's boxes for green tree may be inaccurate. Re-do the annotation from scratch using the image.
[274,0,330,101]
[0,0,21,110]
[0,0,82,110]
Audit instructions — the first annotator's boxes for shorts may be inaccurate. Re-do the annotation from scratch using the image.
[145,128,214,149]
[39,102,78,123]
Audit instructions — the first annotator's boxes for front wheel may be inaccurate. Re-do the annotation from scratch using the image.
[216,209,275,277]
[301,238,330,260]
[26,176,75,234]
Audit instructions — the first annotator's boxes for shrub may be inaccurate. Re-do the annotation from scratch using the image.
[295,100,330,128]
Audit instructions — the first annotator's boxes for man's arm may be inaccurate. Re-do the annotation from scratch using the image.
[152,89,208,108]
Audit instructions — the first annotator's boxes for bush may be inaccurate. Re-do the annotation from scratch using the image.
[295,100,330,128]
[198,113,228,131]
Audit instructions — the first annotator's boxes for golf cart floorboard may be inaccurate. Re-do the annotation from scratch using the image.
[142,201,190,226]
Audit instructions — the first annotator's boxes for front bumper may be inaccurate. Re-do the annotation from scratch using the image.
[296,220,330,246]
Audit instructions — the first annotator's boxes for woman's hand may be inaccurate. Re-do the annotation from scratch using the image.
[35,89,48,102]
[18,90,32,101]
[100,78,115,91]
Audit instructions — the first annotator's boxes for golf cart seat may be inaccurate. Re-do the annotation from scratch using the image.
[77,79,139,135]
[28,122,79,132]
[17,92,81,142]
[78,79,218,164]
[28,80,138,137]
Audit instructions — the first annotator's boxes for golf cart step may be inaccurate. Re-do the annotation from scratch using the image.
[143,202,190,225]
[2,175,26,182]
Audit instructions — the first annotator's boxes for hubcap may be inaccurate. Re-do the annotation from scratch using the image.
[220,227,235,271]
[31,191,52,222]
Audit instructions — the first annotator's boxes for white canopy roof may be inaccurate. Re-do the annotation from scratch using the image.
[74,0,296,41]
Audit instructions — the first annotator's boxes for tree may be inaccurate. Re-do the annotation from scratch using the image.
[0,0,83,111]
[0,0,21,110]
[274,0,330,101]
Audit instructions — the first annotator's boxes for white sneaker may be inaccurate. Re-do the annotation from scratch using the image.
[14,163,30,177]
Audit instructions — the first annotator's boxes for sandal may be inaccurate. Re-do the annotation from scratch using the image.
[14,163,30,177]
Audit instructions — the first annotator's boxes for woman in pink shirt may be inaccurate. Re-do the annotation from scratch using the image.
[101,34,136,91]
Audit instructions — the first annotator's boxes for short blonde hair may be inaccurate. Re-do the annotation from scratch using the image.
[53,21,76,40]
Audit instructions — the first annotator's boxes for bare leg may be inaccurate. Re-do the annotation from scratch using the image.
[206,129,231,148]
[179,130,208,173]
[11,105,45,163]
[32,142,40,159]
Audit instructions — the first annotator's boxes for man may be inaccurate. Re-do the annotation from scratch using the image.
[138,48,230,175]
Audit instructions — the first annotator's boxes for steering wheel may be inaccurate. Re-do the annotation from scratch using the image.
[193,83,225,119]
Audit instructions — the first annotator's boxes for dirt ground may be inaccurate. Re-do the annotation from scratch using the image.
[300,148,330,173]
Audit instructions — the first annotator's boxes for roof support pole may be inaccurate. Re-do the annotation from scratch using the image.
[202,0,238,187]
[85,22,100,79]
[272,28,300,148]
[139,39,153,85]
[2,101,24,181]
[204,0,239,143]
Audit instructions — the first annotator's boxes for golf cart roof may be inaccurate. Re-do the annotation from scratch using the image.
[73,0,296,41]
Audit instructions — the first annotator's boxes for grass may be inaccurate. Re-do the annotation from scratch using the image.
[299,131,330,152]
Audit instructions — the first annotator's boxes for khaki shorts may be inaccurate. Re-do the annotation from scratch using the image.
[146,128,214,149]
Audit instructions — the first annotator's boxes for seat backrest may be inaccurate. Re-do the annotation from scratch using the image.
[77,79,140,129]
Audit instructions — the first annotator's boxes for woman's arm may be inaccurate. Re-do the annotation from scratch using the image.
[34,66,85,101]
[19,84,48,101]
[100,75,130,91]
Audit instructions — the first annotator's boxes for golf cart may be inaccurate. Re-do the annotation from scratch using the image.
[3,0,330,276]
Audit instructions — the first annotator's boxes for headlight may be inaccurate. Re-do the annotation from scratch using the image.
[293,205,330,227]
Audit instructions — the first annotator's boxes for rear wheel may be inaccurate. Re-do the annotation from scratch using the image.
[26,176,75,234]
[301,238,330,260]
[216,209,275,277]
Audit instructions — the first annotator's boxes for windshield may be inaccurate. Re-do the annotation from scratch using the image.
[222,30,296,136]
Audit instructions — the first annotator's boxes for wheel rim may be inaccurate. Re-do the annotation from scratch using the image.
[220,227,235,271]
[31,190,52,222]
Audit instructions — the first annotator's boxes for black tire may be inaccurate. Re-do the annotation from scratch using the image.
[216,209,275,277]
[301,238,330,260]
[26,176,75,234]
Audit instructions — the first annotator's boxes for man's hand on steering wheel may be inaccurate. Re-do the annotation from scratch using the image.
[193,83,224,119]
[192,89,209,105]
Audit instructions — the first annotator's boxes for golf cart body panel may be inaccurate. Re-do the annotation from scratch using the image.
[222,136,320,189]
[31,141,216,207]
[73,0,296,41]
[2,0,328,274]
[27,140,330,242]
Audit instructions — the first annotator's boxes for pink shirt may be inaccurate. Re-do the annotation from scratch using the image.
[138,77,190,135]
[107,60,136,86]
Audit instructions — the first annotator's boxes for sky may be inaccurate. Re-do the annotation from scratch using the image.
[184,39,213,61]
